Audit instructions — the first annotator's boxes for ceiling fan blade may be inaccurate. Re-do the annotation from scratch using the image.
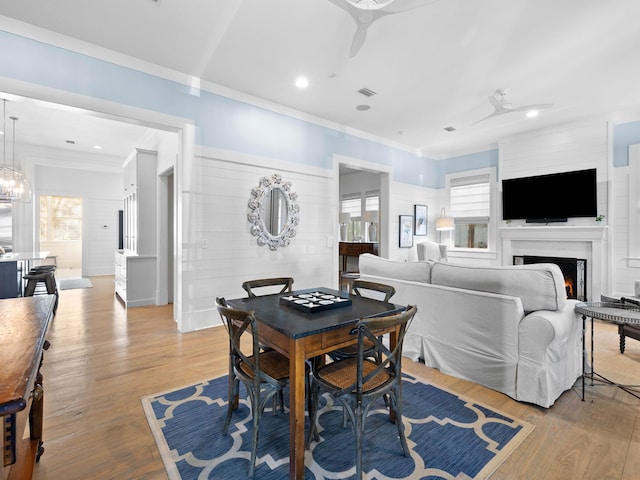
[384,0,442,13]
[472,111,503,125]
[512,103,554,112]
[488,95,507,112]
[349,23,369,57]
[328,0,401,57]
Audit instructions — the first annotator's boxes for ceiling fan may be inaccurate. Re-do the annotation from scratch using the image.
[327,0,439,58]
[474,88,553,125]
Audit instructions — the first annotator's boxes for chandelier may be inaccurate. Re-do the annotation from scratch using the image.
[346,0,395,9]
[0,99,31,203]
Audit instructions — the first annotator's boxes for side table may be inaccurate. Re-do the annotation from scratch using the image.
[601,294,640,353]
[575,301,640,401]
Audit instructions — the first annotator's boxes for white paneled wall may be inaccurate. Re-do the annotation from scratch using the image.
[500,120,608,179]
[84,198,121,276]
[180,150,336,331]
[498,120,613,296]
[388,181,441,262]
[499,120,609,226]
[612,163,635,295]
[33,163,122,277]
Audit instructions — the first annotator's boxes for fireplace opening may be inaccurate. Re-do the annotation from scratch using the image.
[513,255,586,301]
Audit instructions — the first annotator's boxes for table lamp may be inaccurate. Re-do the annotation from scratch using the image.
[363,210,378,242]
[339,212,351,241]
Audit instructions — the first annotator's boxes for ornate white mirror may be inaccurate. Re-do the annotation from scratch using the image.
[247,173,299,250]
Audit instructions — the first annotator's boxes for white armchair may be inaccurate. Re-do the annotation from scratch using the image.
[417,240,447,262]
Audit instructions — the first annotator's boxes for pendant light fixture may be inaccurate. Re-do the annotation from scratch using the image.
[0,99,31,203]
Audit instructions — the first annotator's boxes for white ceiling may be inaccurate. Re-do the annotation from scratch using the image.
[1,0,640,160]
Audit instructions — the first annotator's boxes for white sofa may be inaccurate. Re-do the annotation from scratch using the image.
[359,254,582,408]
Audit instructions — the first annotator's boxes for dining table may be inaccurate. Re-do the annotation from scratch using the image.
[226,287,405,480]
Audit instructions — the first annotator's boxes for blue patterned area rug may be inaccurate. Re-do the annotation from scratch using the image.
[142,374,533,479]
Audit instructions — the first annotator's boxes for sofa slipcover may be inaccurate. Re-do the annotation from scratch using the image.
[359,254,582,408]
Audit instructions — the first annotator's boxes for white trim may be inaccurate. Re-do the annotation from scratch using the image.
[445,167,497,252]
[0,15,418,157]
[334,154,392,259]
[0,77,192,331]
[629,144,640,267]
[499,225,607,301]
[197,146,332,179]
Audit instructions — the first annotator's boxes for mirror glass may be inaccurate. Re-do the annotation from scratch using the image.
[247,173,299,250]
[263,187,288,236]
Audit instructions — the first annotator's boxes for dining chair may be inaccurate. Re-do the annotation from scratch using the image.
[216,297,293,477]
[328,279,396,362]
[241,277,294,356]
[306,304,418,480]
[241,277,294,297]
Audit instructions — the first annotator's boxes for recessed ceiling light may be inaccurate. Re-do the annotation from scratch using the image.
[295,76,309,89]
[356,104,371,111]
[526,110,539,118]
[93,145,103,150]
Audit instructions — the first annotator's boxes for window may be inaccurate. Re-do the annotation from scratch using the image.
[40,196,82,241]
[450,174,490,249]
[341,194,361,241]
[365,193,379,213]
[341,191,379,241]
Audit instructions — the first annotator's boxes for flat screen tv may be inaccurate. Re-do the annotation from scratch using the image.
[502,168,597,223]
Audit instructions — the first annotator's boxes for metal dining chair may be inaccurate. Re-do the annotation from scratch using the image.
[306,305,418,480]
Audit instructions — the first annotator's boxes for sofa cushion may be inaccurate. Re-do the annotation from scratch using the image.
[431,262,567,312]
[359,253,432,283]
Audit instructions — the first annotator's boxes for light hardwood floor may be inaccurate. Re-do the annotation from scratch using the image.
[32,275,640,479]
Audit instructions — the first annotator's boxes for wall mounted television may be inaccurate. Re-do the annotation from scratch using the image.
[502,168,597,223]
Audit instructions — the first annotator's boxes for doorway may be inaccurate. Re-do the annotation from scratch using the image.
[336,156,392,280]
[39,195,82,278]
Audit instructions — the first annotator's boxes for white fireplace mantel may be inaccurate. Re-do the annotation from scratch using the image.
[500,225,607,301]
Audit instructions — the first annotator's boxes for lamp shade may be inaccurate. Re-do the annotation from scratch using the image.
[339,212,351,224]
[435,216,455,231]
[436,208,455,231]
[362,210,378,223]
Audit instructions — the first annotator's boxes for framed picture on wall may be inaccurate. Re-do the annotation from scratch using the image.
[414,204,427,235]
[399,215,413,248]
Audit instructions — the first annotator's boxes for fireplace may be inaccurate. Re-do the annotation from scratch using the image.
[514,255,586,301]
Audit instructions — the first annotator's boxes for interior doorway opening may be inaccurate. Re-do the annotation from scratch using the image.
[39,195,82,278]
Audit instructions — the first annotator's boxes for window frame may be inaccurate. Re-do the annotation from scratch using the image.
[445,167,496,252]
[341,190,379,242]
[39,195,83,242]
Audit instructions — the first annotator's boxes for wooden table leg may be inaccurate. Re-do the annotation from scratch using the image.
[289,338,306,480]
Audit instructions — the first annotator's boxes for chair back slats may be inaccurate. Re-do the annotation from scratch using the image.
[216,297,277,388]
[216,296,294,476]
[242,277,294,298]
[329,280,397,362]
[350,279,395,303]
[333,305,417,398]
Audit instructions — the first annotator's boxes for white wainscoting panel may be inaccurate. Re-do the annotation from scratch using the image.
[180,152,335,331]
